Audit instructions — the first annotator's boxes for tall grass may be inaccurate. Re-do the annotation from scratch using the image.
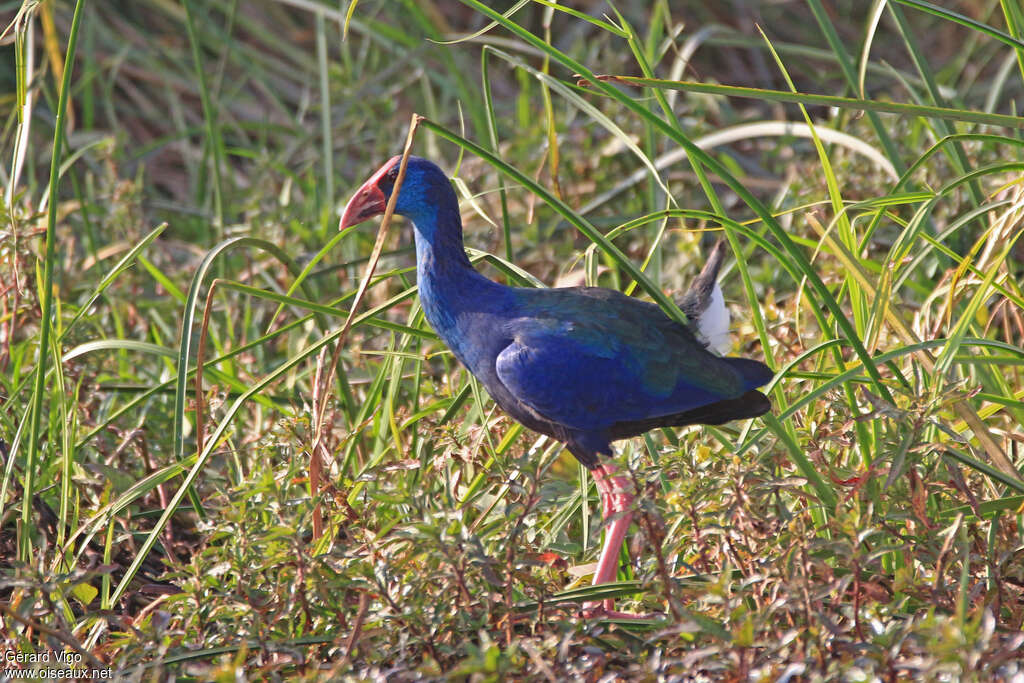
[1,0,1022,678]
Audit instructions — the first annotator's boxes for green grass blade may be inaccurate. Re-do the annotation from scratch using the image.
[20,0,85,562]
[417,117,689,326]
[183,0,227,236]
[59,223,167,342]
[457,0,894,404]
[890,0,1024,51]
[999,0,1024,83]
[583,76,1024,129]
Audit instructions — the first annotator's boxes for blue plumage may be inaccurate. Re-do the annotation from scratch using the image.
[340,155,775,617]
[341,156,773,468]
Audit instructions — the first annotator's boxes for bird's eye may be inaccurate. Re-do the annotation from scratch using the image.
[377,165,398,194]
[382,166,400,191]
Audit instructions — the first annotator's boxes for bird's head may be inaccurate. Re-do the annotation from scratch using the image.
[340,155,451,230]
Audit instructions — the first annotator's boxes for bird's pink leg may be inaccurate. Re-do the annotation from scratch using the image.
[583,462,638,617]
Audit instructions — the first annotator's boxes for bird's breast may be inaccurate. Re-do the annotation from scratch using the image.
[418,271,511,374]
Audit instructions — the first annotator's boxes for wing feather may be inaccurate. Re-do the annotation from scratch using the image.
[493,287,749,432]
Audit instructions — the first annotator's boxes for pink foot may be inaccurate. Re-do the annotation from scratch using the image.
[579,463,666,621]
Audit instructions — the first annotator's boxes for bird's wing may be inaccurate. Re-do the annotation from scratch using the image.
[493,288,749,433]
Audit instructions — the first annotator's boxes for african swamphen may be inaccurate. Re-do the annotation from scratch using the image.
[340,156,773,617]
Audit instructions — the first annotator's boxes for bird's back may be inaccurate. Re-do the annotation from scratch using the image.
[466,284,772,463]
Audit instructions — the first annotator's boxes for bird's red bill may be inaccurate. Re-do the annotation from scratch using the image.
[339,157,400,230]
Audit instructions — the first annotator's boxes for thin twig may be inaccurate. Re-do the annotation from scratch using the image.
[0,603,106,669]
[308,114,423,539]
[339,590,370,669]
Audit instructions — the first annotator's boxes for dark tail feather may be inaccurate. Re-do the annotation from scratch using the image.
[666,389,771,426]
[726,357,775,390]
[574,390,773,468]
[608,390,771,439]
[678,239,727,320]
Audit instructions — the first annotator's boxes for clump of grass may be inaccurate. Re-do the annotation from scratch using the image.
[2,0,1023,678]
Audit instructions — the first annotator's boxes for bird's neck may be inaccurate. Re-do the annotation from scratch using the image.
[409,204,506,355]
[411,201,473,277]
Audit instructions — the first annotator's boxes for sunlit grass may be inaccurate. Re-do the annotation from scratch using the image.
[2,0,1023,678]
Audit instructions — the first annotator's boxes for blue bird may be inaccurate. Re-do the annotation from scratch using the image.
[341,156,773,617]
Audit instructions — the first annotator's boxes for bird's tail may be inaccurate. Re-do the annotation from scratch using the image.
[727,356,776,391]
[607,389,771,439]
[679,240,731,355]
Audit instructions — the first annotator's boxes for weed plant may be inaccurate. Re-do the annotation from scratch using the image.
[1,0,1023,678]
